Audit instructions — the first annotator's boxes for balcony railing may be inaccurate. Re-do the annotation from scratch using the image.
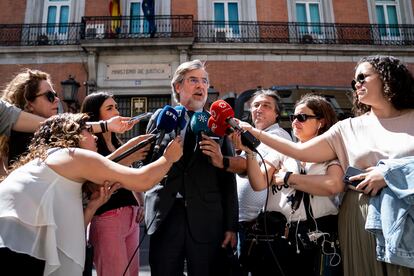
[1,17,414,47]
[0,23,82,46]
[81,15,193,40]
[194,21,414,45]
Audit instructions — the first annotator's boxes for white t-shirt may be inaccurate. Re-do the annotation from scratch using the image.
[237,123,291,222]
[265,153,340,221]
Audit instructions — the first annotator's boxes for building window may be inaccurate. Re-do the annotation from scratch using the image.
[127,0,149,33]
[43,0,71,34]
[213,2,239,34]
[295,1,322,35]
[375,0,400,37]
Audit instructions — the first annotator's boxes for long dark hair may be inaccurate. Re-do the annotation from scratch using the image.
[353,55,414,115]
[80,92,122,153]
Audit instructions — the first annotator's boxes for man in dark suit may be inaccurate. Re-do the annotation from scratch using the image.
[144,59,238,276]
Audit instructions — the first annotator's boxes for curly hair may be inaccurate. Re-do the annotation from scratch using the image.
[295,94,338,136]
[353,55,414,115]
[1,69,50,110]
[8,113,90,174]
[0,69,51,156]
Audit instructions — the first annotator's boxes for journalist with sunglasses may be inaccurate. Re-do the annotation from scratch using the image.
[0,69,61,169]
[0,69,135,172]
[239,55,414,276]
[234,94,343,276]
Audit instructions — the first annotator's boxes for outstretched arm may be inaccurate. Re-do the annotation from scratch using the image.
[239,122,337,163]
[48,137,183,192]
[13,110,44,133]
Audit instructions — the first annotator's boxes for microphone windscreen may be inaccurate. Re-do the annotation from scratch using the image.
[208,116,228,137]
[174,105,187,131]
[190,111,210,134]
[209,100,234,125]
[156,105,178,133]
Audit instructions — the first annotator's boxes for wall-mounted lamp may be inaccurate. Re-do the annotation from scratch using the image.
[207,86,220,102]
[61,75,80,112]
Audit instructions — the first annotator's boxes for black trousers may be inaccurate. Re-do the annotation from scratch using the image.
[0,247,45,275]
[149,199,229,276]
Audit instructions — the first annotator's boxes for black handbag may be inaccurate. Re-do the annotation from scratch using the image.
[246,211,287,241]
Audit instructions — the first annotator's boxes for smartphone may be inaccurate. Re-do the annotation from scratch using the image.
[129,112,153,123]
[343,166,364,191]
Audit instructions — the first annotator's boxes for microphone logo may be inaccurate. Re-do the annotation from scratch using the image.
[165,110,178,121]
[218,101,227,108]
[196,112,208,123]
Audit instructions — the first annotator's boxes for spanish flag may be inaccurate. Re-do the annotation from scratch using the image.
[109,0,121,33]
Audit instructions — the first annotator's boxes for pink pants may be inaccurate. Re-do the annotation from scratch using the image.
[89,206,140,276]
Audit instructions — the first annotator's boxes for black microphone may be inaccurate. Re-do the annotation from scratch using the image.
[112,135,157,163]
[210,100,260,152]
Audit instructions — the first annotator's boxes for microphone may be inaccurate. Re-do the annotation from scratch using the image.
[151,105,179,159]
[190,111,210,145]
[174,105,187,136]
[210,100,260,152]
[112,135,157,163]
[207,116,231,137]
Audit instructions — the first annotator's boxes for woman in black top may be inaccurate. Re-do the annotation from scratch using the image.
[81,92,150,276]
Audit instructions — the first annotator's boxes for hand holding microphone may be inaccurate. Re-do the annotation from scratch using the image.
[210,100,260,152]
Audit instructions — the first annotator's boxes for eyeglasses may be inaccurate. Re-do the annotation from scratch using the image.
[289,113,320,122]
[351,73,373,90]
[34,90,58,103]
[184,77,209,86]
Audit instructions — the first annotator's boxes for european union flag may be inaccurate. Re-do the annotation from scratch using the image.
[142,0,156,37]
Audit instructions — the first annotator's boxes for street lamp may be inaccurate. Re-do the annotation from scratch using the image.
[61,75,80,112]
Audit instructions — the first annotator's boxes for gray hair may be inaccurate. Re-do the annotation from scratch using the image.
[251,89,281,122]
[171,59,208,102]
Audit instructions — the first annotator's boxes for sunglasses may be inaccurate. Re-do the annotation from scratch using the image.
[35,90,58,103]
[289,113,320,123]
[351,73,372,90]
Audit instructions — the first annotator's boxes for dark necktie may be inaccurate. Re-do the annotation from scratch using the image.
[178,111,194,198]
[183,111,195,162]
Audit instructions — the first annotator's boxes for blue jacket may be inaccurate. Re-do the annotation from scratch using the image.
[365,157,414,269]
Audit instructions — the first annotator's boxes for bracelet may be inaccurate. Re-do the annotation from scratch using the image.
[283,171,293,186]
[104,120,108,132]
[99,120,107,133]
[222,156,230,170]
[246,151,257,160]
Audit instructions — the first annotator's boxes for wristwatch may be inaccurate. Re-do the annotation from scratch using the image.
[222,156,230,171]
